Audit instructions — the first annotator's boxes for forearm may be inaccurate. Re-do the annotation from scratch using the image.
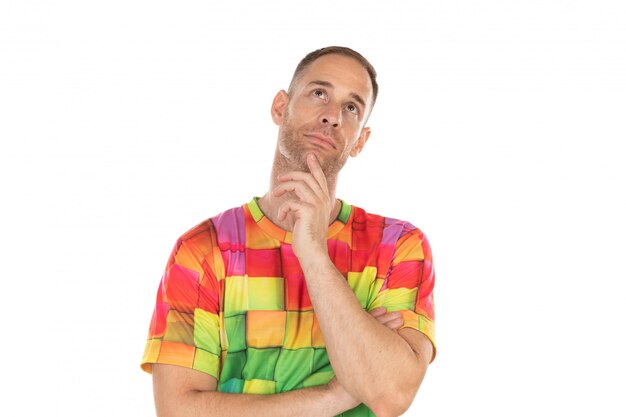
[157,383,353,417]
[300,256,421,415]
[269,154,425,416]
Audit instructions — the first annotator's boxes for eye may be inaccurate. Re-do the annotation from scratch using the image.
[313,89,327,99]
[346,103,359,114]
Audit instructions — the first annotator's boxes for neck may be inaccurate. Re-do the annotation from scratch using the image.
[258,150,340,231]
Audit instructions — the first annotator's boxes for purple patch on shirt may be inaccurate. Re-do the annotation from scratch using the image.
[212,206,246,248]
[381,217,404,246]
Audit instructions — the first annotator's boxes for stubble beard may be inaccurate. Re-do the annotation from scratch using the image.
[277,113,349,179]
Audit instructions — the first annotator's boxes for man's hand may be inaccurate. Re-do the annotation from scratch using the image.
[272,153,333,261]
[369,307,404,332]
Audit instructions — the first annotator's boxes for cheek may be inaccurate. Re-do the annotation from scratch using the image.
[344,125,362,141]
[285,105,307,125]
[346,128,366,150]
[292,98,325,118]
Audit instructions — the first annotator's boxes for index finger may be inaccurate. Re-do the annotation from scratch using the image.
[306,153,328,191]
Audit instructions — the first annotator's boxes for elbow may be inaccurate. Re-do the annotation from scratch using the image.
[370,355,428,416]
[370,402,409,417]
[370,393,413,417]
[368,386,416,417]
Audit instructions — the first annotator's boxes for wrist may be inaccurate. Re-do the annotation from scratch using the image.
[298,250,334,275]
[326,378,359,412]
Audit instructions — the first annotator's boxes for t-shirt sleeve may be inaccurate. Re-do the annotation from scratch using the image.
[368,227,436,361]
[140,226,222,379]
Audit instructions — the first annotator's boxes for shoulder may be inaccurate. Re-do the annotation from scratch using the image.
[347,203,433,264]
[349,203,429,243]
[173,204,245,258]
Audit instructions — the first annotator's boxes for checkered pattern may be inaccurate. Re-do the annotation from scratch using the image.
[141,197,435,416]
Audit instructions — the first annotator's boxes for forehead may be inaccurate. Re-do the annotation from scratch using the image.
[295,54,374,105]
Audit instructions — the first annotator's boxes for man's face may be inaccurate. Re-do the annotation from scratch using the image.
[273,54,374,177]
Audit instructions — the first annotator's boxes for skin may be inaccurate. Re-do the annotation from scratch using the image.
[266,54,373,213]
[153,54,433,417]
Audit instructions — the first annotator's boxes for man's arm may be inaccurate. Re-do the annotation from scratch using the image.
[300,257,432,417]
[151,310,404,417]
[152,364,356,417]
[273,154,433,417]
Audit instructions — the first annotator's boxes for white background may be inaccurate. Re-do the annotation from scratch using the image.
[1,1,625,416]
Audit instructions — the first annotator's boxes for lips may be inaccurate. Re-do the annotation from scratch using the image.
[304,133,336,149]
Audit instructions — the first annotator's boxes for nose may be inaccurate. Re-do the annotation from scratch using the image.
[320,104,341,128]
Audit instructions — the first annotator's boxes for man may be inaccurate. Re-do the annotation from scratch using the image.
[141,46,436,417]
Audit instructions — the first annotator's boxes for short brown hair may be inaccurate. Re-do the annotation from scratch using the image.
[288,46,379,106]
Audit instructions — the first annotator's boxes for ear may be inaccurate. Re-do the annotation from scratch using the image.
[271,90,289,125]
[349,127,371,157]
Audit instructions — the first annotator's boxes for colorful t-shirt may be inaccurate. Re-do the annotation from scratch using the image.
[141,197,435,417]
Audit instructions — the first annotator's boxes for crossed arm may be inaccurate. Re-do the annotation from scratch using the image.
[152,363,353,417]
[152,307,418,417]
[152,154,432,417]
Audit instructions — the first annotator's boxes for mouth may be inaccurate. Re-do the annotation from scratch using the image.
[304,133,336,150]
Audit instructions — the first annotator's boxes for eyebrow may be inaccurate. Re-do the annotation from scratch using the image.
[308,80,367,110]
